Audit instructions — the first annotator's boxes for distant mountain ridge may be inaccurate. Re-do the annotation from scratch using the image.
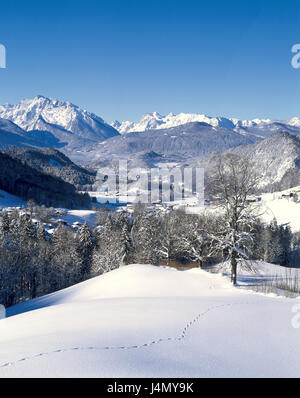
[88,121,260,167]
[112,111,300,138]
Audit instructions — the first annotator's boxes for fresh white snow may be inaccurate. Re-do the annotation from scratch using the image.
[112,111,300,136]
[259,187,300,232]
[0,96,107,133]
[185,186,300,232]
[1,263,300,377]
[60,210,97,227]
[0,96,118,145]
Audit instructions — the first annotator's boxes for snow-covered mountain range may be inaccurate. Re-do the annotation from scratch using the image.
[2,97,300,148]
[112,111,300,137]
[0,96,119,151]
[1,96,300,193]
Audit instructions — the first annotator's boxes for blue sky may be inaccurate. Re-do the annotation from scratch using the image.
[0,0,300,122]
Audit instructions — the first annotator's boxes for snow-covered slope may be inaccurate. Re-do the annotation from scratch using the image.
[0,118,50,149]
[0,96,119,151]
[190,131,300,192]
[1,264,300,377]
[4,146,96,188]
[259,186,300,232]
[0,189,25,208]
[230,131,300,189]
[113,111,300,138]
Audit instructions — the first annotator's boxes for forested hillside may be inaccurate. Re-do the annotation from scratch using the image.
[0,152,90,208]
[4,147,96,190]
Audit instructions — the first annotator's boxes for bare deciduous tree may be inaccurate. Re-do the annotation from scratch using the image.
[208,154,261,284]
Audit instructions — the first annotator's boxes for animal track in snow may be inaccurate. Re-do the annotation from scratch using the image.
[0,301,252,369]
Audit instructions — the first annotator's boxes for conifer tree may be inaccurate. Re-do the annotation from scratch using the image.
[76,222,93,279]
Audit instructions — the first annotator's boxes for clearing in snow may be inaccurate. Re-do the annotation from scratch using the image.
[0,264,300,377]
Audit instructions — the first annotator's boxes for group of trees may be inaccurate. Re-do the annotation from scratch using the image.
[0,203,296,308]
[0,153,299,307]
[254,219,293,266]
[0,211,94,307]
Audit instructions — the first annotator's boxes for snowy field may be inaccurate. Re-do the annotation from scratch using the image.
[60,210,97,227]
[1,263,300,377]
[186,186,300,233]
[259,187,300,232]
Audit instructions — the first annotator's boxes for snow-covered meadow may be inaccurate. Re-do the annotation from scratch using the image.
[1,263,300,378]
[185,185,300,233]
[259,187,300,232]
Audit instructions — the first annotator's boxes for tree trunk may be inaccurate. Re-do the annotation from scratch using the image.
[31,274,37,299]
[231,250,237,284]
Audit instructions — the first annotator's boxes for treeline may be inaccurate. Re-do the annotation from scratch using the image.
[253,219,297,266]
[0,152,90,208]
[0,210,93,307]
[0,207,298,308]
